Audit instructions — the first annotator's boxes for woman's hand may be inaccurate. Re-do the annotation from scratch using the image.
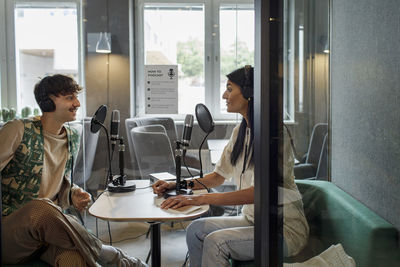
[71,187,91,212]
[160,194,205,209]
[152,180,176,196]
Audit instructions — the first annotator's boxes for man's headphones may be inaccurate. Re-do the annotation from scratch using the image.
[243,65,253,101]
[38,92,56,112]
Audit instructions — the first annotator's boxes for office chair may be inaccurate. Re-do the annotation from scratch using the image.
[294,123,328,179]
[125,117,200,178]
[314,133,328,180]
[130,125,199,180]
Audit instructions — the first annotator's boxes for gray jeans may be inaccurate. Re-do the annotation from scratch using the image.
[186,216,254,267]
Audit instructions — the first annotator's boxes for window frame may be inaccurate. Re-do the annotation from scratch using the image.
[133,0,254,121]
[0,0,85,116]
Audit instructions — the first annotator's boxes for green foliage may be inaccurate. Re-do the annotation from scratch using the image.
[9,108,16,120]
[2,107,9,122]
[21,106,32,118]
[221,40,254,76]
[176,38,253,81]
[33,108,40,116]
[1,107,17,122]
[177,38,204,78]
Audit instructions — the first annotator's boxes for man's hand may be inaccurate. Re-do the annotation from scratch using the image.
[160,194,205,210]
[71,187,91,212]
[152,180,175,196]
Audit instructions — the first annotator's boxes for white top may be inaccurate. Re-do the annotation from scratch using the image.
[0,119,68,201]
[214,124,309,256]
[214,125,255,222]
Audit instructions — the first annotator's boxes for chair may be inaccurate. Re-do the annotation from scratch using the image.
[130,125,198,180]
[294,123,328,179]
[314,133,328,180]
[126,117,200,178]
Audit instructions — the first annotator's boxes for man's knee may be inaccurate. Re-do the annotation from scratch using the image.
[24,199,64,228]
[55,249,86,267]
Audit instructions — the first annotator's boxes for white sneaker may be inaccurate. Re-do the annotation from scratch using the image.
[112,248,148,267]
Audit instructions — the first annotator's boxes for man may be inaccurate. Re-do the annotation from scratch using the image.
[1,74,147,267]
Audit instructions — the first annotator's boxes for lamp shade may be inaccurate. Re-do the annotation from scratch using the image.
[96,32,111,53]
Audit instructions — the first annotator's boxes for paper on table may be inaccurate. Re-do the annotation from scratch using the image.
[154,196,202,215]
[150,172,176,181]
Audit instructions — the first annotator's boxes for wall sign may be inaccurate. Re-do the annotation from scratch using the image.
[145,65,178,114]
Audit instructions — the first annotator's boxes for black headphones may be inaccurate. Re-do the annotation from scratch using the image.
[36,76,56,112]
[242,65,253,101]
[38,92,56,112]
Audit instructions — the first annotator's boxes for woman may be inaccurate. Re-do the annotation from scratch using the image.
[152,66,309,266]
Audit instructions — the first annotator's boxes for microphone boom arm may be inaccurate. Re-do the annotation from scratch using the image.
[93,119,114,187]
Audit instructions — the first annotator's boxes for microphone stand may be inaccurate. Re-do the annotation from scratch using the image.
[108,137,136,192]
[112,137,127,186]
[164,140,193,198]
[198,131,211,178]
[92,119,113,189]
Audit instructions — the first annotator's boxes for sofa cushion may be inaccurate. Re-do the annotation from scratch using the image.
[293,180,400,267]
[231,180,400,266]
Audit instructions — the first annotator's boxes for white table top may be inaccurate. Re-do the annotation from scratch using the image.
[89,180,209,222]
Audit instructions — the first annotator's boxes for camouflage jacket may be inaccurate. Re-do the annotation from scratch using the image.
[1,118,80,216]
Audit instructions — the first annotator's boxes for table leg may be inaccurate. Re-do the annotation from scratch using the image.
[150,222,161,267]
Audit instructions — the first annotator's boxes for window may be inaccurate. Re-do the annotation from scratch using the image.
[141,3,205,115]
[134,0,257,120]
[0,0,84,120]
[219,4,254,114]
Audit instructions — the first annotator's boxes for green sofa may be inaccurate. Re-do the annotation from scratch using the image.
[231,180,400,267]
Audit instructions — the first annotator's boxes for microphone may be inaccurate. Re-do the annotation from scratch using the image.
[181,114,194,149]
[163,114,194,198]
[90,105,107,133]
[110,110,120,150]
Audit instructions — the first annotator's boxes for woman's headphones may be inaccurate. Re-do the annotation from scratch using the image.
[243,65,253,101]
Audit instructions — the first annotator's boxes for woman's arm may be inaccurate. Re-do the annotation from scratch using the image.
[160,186,254,209]
[189,171,226,190]
[152,171,226,196]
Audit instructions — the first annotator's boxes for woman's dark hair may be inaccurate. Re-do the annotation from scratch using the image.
[226,65,254,166]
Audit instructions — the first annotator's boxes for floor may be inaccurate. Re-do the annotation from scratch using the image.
[84,213,191,267]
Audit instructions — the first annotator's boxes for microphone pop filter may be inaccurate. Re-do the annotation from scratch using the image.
[90,105,108,133]
[195,104,214,134]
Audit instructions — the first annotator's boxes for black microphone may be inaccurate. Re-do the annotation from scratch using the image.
[195,104,215,178]
[90,105,107,133]
[110,110,120,150]
[181,114,194,149]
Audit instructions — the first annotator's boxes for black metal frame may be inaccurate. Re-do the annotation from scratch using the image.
[254,0,283,266]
